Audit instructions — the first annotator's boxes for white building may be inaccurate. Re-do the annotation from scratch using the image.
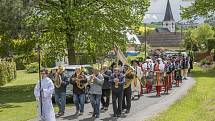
[162,0,175,33]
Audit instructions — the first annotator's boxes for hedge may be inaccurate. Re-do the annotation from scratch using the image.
[0,61,16,86]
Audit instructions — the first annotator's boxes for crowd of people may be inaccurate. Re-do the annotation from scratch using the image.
[34,54,193,121]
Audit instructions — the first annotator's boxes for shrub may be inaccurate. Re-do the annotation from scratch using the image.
[200,59,210,66]
[0,61,16,86]
[25,62,39,73]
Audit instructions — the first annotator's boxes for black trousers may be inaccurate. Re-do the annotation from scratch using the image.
[101,89,111,108]
[112,91,123,115]
[122,86,132,111]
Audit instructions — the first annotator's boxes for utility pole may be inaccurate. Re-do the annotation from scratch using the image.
[144,23,147,59]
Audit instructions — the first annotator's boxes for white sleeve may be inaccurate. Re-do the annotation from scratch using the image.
[142,63,146,70]
[43,79,54,98]
[34,81,40,99]
[138,67,143,78]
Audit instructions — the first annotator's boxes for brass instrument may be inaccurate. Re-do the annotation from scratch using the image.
[54,70,62,88]
[124,68,134,89]
[89,74,96,84]
[75,74,86,89]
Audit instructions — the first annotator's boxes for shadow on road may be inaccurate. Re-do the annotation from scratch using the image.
[61,114,79,120]
[100,114,118,121]
[79,117,96,121]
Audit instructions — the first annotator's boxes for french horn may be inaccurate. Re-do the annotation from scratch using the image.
[76,74,86,89]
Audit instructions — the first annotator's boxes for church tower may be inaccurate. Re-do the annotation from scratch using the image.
[163,0,175,32]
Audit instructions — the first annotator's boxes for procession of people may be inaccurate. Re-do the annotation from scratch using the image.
[34,54,192,120]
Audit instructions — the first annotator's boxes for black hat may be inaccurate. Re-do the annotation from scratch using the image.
[131,60,139,65]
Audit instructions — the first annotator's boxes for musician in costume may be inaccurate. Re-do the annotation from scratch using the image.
[132,60,142,80]
[70,68,87,116]
[34,69,56,121]
[89,68,104,118]
[169,58,175,89]
[132,60,143,95]
[154,59,165,96]
[181,56,189,80]
[109,68,125,117]
[122,65,134,114]
[54,66,69,117]
[164,59,172,94]
[175,59,182,87]
[101,65,112,110]
[142,59,153,93]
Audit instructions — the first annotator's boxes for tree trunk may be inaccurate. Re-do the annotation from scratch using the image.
[66,32,76,65]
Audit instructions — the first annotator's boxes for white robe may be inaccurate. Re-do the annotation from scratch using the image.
[134,66,143,79]
[34,77,56,121]
[131,66,142,95]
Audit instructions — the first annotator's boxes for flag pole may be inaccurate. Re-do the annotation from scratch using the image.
[37,44,43,118]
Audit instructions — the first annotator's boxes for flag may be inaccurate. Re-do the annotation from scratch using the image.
[113,43,128,65]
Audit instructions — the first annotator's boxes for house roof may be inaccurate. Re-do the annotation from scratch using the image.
[137,32,183,47]
[155,28,170,33]
[163,0,174,21]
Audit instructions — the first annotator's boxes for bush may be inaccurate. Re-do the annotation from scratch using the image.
[200,59,210,66]
[25,62,39,73]
[0,61,16,86]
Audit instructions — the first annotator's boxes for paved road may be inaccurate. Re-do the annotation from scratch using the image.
[30,77,195,121]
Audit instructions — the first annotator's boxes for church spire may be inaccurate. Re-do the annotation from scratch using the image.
[163,0,174,21]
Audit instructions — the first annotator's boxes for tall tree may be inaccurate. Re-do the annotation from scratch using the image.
[0,0,35,58]
[181,0,215,20]
[183,24,214,51]
[29,0,150,64]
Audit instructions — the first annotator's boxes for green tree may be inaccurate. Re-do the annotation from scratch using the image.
[28,0,150,64]
[191,24,214,50]
[183,29,196,51]
[0,0,35,58]
[183,24,214,51]
[181,0,215,20]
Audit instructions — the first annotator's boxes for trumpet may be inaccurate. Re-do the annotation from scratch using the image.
[89,74,96,84]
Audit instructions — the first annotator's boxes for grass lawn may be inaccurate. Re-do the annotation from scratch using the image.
[0,70,73,121]
[0,70,38,121]
[150,66,215,121]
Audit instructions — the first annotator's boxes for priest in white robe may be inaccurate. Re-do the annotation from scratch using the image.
[34,69,56,121]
